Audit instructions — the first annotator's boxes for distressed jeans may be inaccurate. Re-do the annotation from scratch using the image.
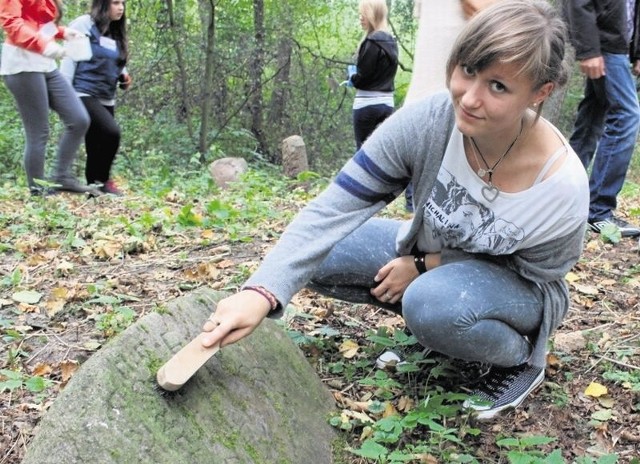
[307,218,544,367]
[568,53,640,222]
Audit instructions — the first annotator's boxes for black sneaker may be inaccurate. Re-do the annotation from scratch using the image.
[588,216,640,238]
[463,363,544,420]
[29,186,57,197]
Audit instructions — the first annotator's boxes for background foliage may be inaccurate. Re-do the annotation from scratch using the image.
[0,0,417,188]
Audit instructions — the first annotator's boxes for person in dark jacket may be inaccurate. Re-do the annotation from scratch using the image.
[346,0,404,209]
[348,0,399,150]
[563,0,640,237]
[61,0,130,195]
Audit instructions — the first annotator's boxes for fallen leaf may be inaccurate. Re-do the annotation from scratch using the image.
[56,261,75,274]
[59,360,79,382]
[585,382,608,397]
[12,290,43,304]
[591,409,614,421]
[565,271,581,283]
[217,259,235,269]
[83,341,102,351]
[339,339,359,359]
[383,401,398,418]
[597,396,615,408]
[31,363,53,377]
[343,408,374,424]
[45,299,65,318]
[397,395,415,412]
[51,287,69,299]
[200,229,216,240]
[573,283,599,296]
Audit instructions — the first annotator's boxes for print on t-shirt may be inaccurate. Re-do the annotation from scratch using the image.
[424,168,525,254]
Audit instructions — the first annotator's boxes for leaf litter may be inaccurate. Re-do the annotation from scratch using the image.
[0,188,639,463]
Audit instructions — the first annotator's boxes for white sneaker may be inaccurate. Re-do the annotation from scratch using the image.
[375,345,432,369]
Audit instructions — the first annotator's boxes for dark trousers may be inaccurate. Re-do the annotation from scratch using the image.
[353,103,414,211]
[353,104,394,150]
[81,96,121,184]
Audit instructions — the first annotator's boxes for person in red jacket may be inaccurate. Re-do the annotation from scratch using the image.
[0,0,95,196]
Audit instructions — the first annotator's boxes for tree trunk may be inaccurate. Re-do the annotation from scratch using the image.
[165,0,194,141]
[198,0,216,159]
[266,35,293,164]
[249,0,268,157]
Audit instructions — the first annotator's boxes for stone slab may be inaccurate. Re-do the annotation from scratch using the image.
[22,287,336,464]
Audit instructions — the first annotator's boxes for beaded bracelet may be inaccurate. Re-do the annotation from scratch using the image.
[244,285,279,311]
[413,253,427,274]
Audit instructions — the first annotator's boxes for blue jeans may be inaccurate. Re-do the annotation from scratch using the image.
[307,218,543,367]
[569,53,640,222]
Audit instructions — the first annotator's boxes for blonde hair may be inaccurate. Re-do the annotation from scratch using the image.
[359,0,389,34]
[446,0,569,114]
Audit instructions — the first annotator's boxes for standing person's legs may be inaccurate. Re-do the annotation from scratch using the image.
[46,70,90,182]
[583,53,640,222]
[353,104,394,150]
[81,97,121,184]
[569,77,607,169]
[307,217,403,314]
[402,260,544,367]
[4,72,51,189]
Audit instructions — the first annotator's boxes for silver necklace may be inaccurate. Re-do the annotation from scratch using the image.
[469,121,523,202]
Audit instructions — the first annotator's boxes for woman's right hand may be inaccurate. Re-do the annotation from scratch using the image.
[201,290,272,349]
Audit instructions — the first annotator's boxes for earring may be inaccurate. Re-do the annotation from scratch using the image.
[532,102,538,108]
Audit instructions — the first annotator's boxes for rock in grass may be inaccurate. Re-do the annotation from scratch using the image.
[22,287,336,464]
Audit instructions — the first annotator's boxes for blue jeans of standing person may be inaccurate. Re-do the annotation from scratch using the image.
[307,218,543,367]
[568,53,640,222]
[4,70,90,189]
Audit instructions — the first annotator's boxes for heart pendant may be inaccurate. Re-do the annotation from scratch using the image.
[481,185,499,202]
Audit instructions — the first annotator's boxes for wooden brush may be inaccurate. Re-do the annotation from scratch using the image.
[156,333,220,392]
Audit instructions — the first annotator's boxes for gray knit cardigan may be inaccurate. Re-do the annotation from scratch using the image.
[245,92,587,368]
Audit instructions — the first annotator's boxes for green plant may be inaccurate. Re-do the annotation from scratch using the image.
[602,369,640,391]
[0,369,54,395]
[95,306,136,337]
[598,222,622,244]
[575,455,619,464]
[496,435,560,462]
[1,268,22,288]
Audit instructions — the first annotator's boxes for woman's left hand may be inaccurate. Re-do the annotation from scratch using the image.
[370,256,419,304]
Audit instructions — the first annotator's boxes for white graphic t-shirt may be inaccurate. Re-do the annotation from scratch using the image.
[418,125,589,255]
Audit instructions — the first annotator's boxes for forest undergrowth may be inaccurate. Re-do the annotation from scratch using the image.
[0,169,639,464]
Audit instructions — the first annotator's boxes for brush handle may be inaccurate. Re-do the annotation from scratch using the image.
[156,333,220,391]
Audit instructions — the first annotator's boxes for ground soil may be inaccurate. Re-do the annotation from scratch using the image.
[1,195,639,463]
